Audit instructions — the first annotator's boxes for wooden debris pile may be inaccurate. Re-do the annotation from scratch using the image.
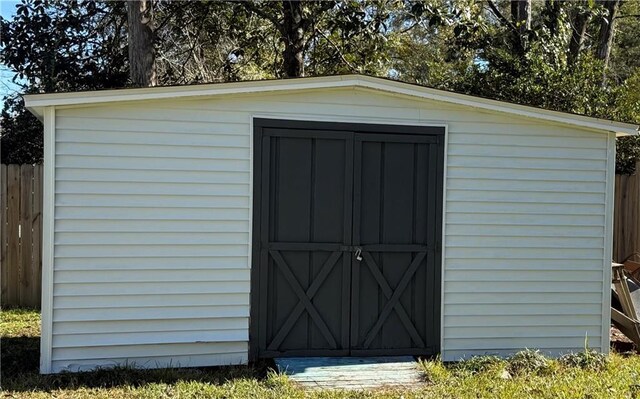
[611,259,640,348]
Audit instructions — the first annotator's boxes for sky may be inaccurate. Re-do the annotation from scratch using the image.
[1,0,23,98]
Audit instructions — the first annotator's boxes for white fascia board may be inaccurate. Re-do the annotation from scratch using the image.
[353,76,639,136]
[24,74,639,135]
[23,75,355,118]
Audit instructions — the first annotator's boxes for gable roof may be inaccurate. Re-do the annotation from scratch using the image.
[24,74,638,136]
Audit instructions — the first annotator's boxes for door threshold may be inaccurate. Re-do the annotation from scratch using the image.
[274,356,424,390]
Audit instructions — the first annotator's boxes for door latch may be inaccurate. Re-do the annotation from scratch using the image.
[354,247,362,261]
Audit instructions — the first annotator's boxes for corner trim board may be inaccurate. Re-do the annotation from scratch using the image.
[601,132,616,354]
[41,106,55,374]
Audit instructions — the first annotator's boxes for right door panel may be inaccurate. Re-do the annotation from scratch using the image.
[350,133,444,355]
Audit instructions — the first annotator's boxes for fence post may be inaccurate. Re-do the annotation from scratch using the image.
[19,165,33,306]
[1,164,7,302]
[6,165,22,306]
[32,164,43,307]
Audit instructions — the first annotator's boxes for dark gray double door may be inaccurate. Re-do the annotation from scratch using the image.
[251,119,444,358]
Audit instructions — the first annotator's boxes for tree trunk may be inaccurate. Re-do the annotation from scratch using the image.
[511,0,531,32]
[567,4,591,66]
[282,0,305,77]
[127,0,157,86]
[544,0,563,36]
[519,0,531,31]
[509,0,531,56]
[596,0,620,67]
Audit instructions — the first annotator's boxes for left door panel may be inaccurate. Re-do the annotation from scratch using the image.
[253,125,354,357]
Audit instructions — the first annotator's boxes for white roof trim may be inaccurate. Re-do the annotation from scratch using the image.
[24,74,638,135]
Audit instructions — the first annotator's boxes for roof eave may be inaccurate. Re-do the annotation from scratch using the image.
[353,76,639,136]
[23,75,639,136]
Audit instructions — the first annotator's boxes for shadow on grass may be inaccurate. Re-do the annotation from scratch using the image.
[611,339,637,355]
[1,336,275,393]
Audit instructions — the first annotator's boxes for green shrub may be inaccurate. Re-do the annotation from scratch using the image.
[559,350,609,371]
[507,350,554,376]
[454,355,503,375]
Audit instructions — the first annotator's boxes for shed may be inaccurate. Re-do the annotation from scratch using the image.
[24,75,639,373]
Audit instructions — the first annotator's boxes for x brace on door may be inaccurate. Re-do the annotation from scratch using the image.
[266,245,432,351]
[267,250,341,350]
[359,251,427,348]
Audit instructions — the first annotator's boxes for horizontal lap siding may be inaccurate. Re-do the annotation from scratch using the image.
[443,114,608,360]
[52,104,252,372]
[51,87,609,370]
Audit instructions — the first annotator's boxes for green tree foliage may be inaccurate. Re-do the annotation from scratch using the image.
[393,0,640,174]
[2,1,128,92]
[1,95,42,164]
[1,0,128,164]
[234,0,402,77]
[1,0,639,170]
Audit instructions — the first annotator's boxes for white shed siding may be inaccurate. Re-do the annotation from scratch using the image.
[442,124,609,359]
[52,103,253,372]
[49,87,610,371]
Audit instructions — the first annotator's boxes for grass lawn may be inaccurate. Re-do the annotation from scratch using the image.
[2,308,640,398]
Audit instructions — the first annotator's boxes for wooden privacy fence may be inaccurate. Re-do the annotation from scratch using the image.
[614,162,640,263]
[0,162,639,307]
[1,164,43,308]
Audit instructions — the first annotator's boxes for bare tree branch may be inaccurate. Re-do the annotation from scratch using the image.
[301,1,336,30]
[486,0,517,32]
[399,21,420,34]
[242,1,281,30]
[314,27,357,72]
